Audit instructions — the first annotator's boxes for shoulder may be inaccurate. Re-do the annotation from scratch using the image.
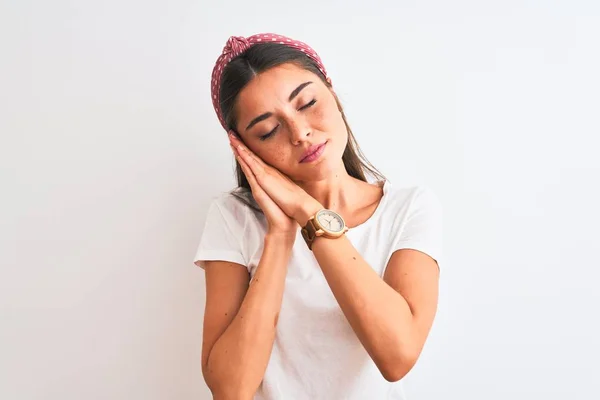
[384,183,442,213]
[382,183,445,266]
[205,189,257,227]
[380,183,443,231]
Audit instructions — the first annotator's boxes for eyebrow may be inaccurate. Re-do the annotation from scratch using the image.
[245,81,314,131]
[288,81,312,102]
[245,112,272,132]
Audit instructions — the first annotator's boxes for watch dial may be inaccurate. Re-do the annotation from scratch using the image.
[317,210,344,233]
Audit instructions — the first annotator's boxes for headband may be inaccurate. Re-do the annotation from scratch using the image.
[210,33,330,132]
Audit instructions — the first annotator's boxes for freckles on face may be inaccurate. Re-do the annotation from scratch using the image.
[260,141,287,166]
[312,95,337,127]
[234,63,347,177]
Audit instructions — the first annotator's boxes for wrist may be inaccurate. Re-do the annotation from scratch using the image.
[265,230,297,246]
[295,198,324,227]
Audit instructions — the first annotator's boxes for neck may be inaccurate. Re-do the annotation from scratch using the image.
[294,168,363,212]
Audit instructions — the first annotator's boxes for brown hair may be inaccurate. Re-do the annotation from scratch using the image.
[219,43,386,212]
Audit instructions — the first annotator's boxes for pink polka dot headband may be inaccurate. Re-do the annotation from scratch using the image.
[210,33,331,132]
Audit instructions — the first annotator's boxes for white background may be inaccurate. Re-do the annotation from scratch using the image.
[1,1,599,399]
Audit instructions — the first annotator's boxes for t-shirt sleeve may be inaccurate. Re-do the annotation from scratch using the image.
[193,198,247,270]
[392,186,444,269]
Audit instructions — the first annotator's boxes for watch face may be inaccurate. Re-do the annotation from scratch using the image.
[316,210,345,233]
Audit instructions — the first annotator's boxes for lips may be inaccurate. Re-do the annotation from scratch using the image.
[299,142,327,163]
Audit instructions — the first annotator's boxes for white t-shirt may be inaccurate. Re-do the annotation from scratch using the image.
[194,180,444,400]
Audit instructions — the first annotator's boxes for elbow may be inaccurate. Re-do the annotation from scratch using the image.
[204,369,256,400]
[380,362,414,383]
[211,385,255,400]
[378,348,420,383]
[203,356,257,399]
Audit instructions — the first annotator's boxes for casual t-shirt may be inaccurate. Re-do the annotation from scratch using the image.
[194,180,444,400]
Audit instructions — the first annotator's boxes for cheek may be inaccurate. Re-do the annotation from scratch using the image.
[311,98,342,129]
[254,142,289,168]
[311,103,328,124]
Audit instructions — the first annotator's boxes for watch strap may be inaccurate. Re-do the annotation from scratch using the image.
[301,217,319,251]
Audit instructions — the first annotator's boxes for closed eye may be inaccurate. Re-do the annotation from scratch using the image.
[258,99,316,141]
[259,124,279,141]
[299,99,317,111]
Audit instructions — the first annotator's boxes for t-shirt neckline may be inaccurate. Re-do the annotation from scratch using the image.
[346,179,389,232]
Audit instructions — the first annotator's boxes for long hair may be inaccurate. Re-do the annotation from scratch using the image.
[218,42,386,212]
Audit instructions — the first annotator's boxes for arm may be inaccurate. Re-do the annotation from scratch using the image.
[310,237,439,382]
[202,233,294,399]
[227,137,440,382]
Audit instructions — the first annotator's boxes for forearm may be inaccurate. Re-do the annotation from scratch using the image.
[311,236,417,380]
[206,233,293,398]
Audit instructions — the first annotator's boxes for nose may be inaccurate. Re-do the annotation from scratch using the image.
[287,117,311,146]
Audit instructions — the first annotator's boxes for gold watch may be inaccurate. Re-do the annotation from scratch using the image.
[301,209,348,250]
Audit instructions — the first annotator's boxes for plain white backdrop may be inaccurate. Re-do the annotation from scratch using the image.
[1,1,599,399]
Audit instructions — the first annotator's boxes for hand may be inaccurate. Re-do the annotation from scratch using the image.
[229,132,323,228]
[228,135,296,238]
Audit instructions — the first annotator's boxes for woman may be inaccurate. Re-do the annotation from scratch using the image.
[194,33,443,400]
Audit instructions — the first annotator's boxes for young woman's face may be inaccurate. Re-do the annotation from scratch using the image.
[234,63,348,182]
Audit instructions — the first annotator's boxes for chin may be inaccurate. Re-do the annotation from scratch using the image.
[298,157,343,182]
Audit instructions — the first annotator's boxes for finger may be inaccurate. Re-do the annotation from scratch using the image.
[228,134,279,178]
[236,151,267,198]
[238,153,289,218]
[236,144,267,177]
[229,143,238,157]
[229,135,267,168]
[233,143,295,196]
[230,137,291,197]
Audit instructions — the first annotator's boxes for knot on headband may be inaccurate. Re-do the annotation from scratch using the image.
[222,36,251,60]
[210,33,330,132]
